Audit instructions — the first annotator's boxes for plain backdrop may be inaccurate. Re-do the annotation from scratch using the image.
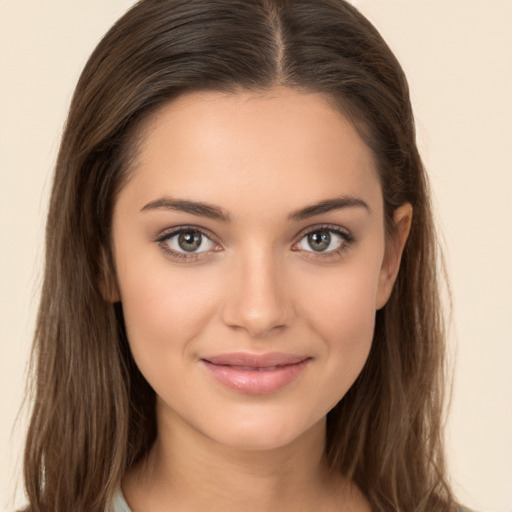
[1,1,511,511]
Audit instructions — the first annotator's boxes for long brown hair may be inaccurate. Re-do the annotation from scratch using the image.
[23,1,454,510]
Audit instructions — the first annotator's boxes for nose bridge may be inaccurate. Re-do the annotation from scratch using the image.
[221,243,292,337]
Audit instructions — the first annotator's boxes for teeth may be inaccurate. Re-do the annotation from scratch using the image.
[227,365,279,371]
[211,361,303,371]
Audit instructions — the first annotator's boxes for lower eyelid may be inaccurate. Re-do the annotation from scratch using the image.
[161,247,210,261]
[296,243,351,262]
[158,240,218,262]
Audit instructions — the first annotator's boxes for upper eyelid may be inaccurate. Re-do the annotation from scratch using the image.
[295,223,352,240]
[154,225,218,244]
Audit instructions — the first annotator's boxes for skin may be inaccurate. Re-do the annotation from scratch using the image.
[110,87,412,512]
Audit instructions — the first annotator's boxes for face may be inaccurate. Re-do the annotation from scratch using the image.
[111,87,409,452]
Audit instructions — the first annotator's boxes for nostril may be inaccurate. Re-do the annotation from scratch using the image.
[221,296,292,336]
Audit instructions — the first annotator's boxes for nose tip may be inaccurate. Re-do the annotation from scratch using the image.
[227,300,288,337]
[221,257,292,337]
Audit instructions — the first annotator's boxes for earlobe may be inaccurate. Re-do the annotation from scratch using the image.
[99,247,121,303]
[375,203,413,310]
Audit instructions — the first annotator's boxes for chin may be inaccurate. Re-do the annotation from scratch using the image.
[200,410,326,453]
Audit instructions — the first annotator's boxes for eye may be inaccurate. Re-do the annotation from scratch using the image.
[295,226,353,256]
[156,227,219,260]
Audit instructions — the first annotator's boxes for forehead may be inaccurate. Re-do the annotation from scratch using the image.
[120,87,382,218]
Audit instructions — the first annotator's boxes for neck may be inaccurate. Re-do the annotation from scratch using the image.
[123,406,367,512]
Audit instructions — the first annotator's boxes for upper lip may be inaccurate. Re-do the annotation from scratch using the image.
[201,352,310,368]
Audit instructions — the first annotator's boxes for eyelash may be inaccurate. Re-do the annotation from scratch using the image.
[294,224,355,260]
[154,224,355,262]
[154,225,220,262]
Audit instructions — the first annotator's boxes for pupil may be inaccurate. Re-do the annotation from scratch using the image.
[308,231,330,251]
[178,231,202,252]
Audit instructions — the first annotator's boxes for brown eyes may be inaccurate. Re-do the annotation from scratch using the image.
[156,225,354,262]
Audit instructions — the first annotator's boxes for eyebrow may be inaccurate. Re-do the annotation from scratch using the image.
[288,195,370,221]
[140,195,369,222]
[141,197,231,222]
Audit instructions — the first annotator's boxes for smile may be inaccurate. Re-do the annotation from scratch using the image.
[201,353,312,395]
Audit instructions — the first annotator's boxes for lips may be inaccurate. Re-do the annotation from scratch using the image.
[201,352,311,395]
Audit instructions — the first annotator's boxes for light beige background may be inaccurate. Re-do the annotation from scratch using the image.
[1,1,511,511]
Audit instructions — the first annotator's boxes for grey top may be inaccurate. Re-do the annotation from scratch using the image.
[111,491,132,512]
[110,490,475,512]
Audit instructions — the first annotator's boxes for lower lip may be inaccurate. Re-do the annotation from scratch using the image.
[202,359,311,395]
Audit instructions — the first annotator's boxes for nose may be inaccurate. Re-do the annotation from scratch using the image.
[220,250,293,337]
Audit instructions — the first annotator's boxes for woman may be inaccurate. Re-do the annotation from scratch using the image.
[22,0,465,511]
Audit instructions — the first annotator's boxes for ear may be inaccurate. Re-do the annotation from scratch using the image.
[375,203,413,310]
[99,246,121,303]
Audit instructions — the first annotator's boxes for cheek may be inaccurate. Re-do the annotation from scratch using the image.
[314,278,376,362]
[295,256,382,388]
[305,282,376,415]
[117,261,219,369]
[301,256,381,336]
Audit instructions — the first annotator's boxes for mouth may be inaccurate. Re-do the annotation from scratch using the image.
[201,352,311,395]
